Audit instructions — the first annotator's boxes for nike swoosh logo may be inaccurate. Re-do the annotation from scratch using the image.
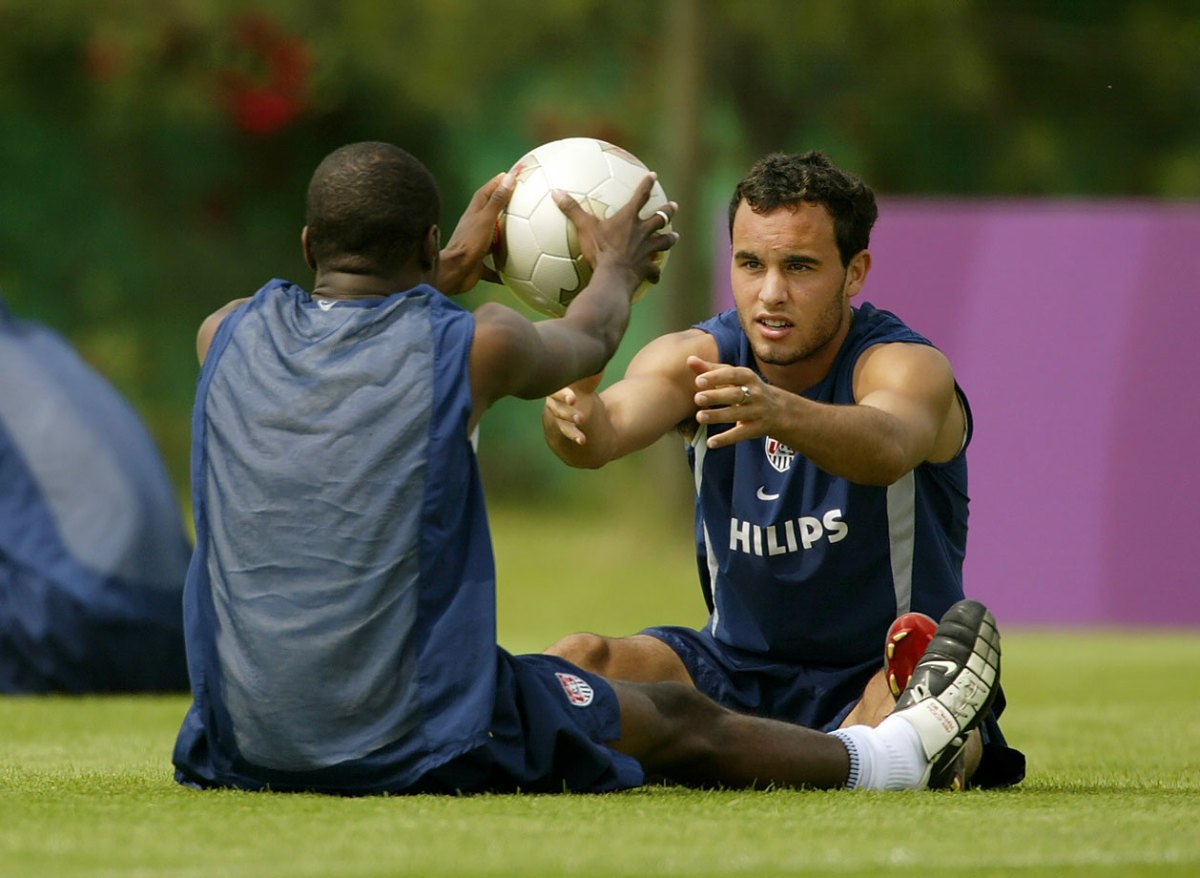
[755,487,780,501]
[919,660,959,678]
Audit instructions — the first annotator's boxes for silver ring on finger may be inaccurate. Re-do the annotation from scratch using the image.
[653,209,671,227]
[739,385,752,406]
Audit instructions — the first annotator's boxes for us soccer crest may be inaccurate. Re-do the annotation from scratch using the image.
[555,672,595,707]
[764,437,795,473]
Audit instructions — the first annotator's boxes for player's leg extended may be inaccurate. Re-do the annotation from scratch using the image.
[842,598,999,790]
[841,670,984,786]
[606,678,851,790]
[887,600,999,788]
[545,633,694,686]
[605,598,1002,791]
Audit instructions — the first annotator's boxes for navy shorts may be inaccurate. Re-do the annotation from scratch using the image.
[642,624,1025,789]
[407,651,644,794]
[642,624,879,731]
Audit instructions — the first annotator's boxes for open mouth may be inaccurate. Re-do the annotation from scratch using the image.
[757,316,793,337]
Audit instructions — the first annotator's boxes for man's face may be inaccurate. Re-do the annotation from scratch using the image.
[729,200,866,370]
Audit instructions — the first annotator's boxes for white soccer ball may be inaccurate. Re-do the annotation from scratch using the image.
[490,137,671,317]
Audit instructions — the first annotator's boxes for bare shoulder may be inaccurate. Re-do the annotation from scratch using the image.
[197,297,252,364]
[852,341,955,398]
[469,300,547,381]
[854,341,965,463]
[472,300,535,347]
[468,298,537,382]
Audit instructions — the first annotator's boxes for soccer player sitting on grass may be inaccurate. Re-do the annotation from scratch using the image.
[172,141,1002,795]
[542,151,1024,790]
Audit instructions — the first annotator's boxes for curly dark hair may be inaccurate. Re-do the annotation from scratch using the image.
[304,142,441,274]
[727,152,877,267]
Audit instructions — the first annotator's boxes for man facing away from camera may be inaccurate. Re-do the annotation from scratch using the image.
[173,141,1004,795]
[543,151,1024,790]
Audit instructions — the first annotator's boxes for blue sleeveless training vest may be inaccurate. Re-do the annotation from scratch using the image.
[174,280,497,792]
[688,302,971,667]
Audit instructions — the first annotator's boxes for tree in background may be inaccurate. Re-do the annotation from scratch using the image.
[1,0,1196,502]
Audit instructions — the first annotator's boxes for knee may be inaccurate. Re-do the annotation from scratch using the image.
[646,680,727,733]
[638,681,730,775]
[544,632,612,674]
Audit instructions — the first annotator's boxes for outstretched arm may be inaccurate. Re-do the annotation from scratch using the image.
[689,342,965,485]
[542,328,717,469]
[468,175,678,432]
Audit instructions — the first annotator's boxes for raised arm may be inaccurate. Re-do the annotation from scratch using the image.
[468,175,678,432]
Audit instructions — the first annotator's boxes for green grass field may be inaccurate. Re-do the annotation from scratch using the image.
[3,506,1198,876]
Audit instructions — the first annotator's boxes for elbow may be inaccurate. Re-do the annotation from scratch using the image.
[593,324,625,369]
[859,446,916,487]
[543,427,611,471]
[874,468,911,487]
[868,459,913,487]
[549,441,612,471]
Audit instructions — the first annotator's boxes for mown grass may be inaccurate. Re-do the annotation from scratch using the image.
[2,505,1198,876]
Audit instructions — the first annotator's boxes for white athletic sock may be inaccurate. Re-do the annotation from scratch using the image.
[830,717,927,790]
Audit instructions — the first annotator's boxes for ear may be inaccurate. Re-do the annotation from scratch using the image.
[420,225,440,271]
[843,249,871,299]
[301,226,317,270]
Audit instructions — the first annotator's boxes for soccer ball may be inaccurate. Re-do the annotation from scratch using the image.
[490,137,671,317]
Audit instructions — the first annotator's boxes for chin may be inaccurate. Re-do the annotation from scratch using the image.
[752,340,805,367]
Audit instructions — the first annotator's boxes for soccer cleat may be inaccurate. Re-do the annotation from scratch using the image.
[889,599,1001,791]
[885,611,938,697]
[933,749,968,792]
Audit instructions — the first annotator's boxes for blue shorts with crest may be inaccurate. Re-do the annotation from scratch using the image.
[405,651,644,794]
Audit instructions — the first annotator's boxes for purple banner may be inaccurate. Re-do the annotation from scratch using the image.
[713,200,1200,626]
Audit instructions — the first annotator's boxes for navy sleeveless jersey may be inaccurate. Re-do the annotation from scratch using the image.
[0,299,191,692]
[689,302,971,667]
[173,280,498,793]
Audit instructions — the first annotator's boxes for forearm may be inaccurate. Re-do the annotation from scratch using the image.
[770,396,918,486]
[557,258,641,362]
[542,400,619,469]
[503,262,636,403]
[537,272,632,466]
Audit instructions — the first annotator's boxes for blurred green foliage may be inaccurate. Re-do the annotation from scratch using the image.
[1,0,1197,508]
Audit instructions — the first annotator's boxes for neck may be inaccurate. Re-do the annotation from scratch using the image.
[310,268,428,301]
[756,350,836,396]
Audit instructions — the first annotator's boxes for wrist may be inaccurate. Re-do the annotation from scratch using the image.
[590,257,641,297]
[435,247,469,296]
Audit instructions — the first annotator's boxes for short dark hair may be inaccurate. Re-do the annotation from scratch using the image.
[305,142,441,274]
[728,152,877,267]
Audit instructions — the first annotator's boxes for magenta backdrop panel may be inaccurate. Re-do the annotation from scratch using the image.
[712,200,1200,626]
